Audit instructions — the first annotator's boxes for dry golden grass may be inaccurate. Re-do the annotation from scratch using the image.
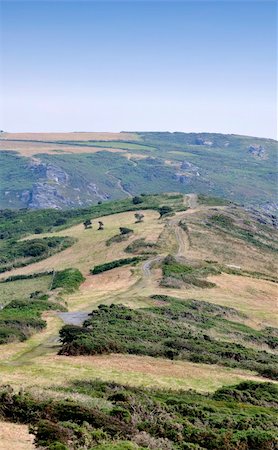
[0,132,139,142]
[0,421,34,450]
[3,210,162,279]
[0,352,270,393]
[183,207,278,275]
[0,140,127,157]
[153,273,277,328]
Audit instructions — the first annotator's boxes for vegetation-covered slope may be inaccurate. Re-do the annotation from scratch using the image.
[1,380,278,449]
[0,132,276,211]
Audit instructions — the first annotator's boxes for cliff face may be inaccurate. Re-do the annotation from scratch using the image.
[24,159,110,209]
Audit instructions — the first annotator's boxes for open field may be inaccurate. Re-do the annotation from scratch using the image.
[2,209,163,278]
[154,274,278,328]
[0,140,128,156]
[0,275,52,307]
[0,132,139,142]
[0,348,270,393]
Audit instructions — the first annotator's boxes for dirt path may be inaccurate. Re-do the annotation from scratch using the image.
[105,169,133,198]
[142,255,163,276]
[57,312,90,326]
[186,193,198,209]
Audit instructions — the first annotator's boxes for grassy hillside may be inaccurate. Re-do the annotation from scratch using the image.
[0,193,277,449]
[0,132,276,210]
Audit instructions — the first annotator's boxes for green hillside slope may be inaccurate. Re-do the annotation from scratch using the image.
[0,132,276,211]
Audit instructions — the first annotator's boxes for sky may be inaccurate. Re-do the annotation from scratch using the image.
[0,0,277,138]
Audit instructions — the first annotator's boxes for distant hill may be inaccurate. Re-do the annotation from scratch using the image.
[0,131,277,211]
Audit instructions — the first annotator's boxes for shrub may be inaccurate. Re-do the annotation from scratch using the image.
[23,241,49,257]
[119,227,134,235]
[1,381,277,450]
[132,196,143,205]
[91,257,143,275]
[58,299,278,378]
[51,269,85,292]
[31,420,72,447]
[159,206,173,217]
[124,239,157,255]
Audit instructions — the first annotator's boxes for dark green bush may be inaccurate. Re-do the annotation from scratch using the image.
[132,196,143,205]
[58,299,278,379]
[119,227,134,235]
[0,237,75,273]
[51,268,85,292]
[91,257,143,275]
[159,205,173,217]
[0,380,277,449]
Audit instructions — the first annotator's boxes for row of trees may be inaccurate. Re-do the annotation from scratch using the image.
[83,213,145,230]
[83,203,172,230]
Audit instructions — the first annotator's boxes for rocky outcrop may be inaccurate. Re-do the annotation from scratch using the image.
[26,159,109,209]
[248,145,266,159]
[180,161,200,173]
[175,160,200,184]
[195,138,213,146]
[87,183,110,200]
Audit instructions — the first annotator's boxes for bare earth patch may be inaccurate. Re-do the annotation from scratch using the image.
[0,421,34,450]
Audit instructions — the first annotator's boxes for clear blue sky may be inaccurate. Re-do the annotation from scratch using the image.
[0,0,277,138]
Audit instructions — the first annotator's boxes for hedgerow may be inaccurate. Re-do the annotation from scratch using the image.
[90,257,144,275]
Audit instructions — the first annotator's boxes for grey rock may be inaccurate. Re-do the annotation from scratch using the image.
[248,145,266,158]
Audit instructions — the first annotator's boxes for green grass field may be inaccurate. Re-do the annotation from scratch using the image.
[0,275,52,307]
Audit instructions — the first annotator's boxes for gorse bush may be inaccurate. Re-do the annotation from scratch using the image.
[58,297,278,379]
[0,297,66,344]
[0,236,75,273]
[124,238,158,255]
[90,257,143,275]
[119,227,134,235]
[106,228,134,246]
[51,268,85,292]
[0,380,277,449]
[161,256,219,289]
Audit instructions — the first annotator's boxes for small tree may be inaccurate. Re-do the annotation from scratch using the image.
[83,219,92,229]
[98,221,104,230]
[135,212,144,223]
[119,227,133,235]
[132,196,143,205]
[54,218,67,226]
[158,206,173,218]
